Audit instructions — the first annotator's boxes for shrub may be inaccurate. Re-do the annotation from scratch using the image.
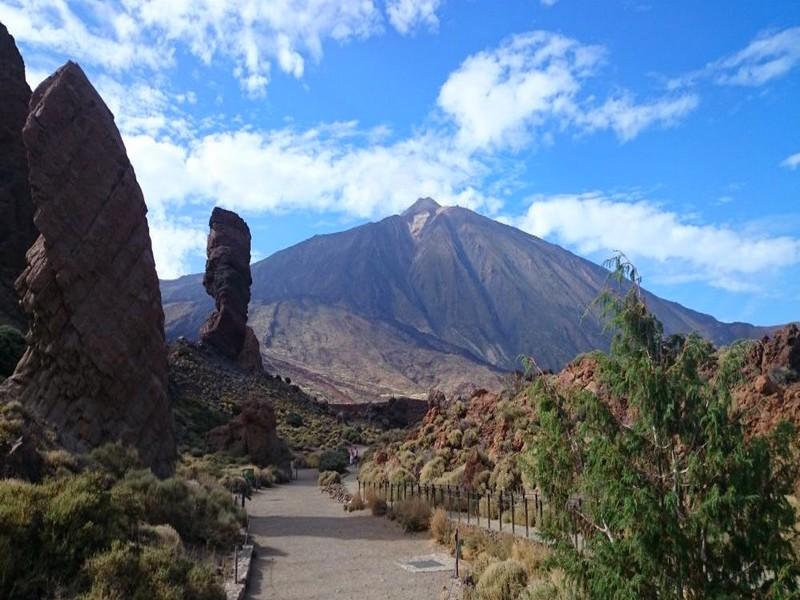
[476,559,528,600]
[447,429,463,448]
[254,467,275,488]
[366,490,387,516]
[343,426,361,443]
[285,412,304,427]
[489,458,521,492]
[0,325,25,378]
[304,452,321,469]
[82,541,224,600]
[318,471,341,487]
[318,448,349,473]
[430,508,453,546]
[347,493,366,512]
[89,442,141,480]
[462,428,479,448]
[392,498,431,532]
[419,457,446,483]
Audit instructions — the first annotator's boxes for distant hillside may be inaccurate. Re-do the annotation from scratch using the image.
[161,198,775,402]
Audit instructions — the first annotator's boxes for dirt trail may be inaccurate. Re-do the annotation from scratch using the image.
[246,469,454,600]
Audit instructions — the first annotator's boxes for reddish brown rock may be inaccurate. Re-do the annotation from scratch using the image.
[199,207,263,372]
[0,23,37,329]
[0,62,175,476]
[207,394,288,467]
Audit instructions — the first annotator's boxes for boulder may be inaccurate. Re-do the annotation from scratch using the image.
[0,62,176,476]
[199,207,264,372]
[207,395,289,468]
[0,23,37,329]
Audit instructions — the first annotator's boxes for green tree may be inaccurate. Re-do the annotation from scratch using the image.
[522,254,800,599]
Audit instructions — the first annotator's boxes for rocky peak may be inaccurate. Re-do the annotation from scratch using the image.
[0,22,36,329]
[403,197,441,216]
[200,207,264,373]
[0,60,176,477]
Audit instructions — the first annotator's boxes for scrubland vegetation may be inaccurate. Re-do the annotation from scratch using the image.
[0,442,242,599]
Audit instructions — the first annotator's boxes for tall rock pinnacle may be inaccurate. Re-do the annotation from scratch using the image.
[199,207,264,373]
[1,62,176,476]
[0,22,37,329]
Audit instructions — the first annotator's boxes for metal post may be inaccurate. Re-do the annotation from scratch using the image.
[466,492,471,524]
[234,545,239,584]
[455,528,460,578]
[457,488,461,523]
[499,491,503,532]
[524,496,529,538]
[511,492,515,536]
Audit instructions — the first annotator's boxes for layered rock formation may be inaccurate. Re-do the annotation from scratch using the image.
[0,23,37,329]
[0,62,176,476]
[199,207,263,373]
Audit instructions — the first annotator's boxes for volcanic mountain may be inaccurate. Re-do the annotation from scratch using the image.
[161,198,774,403]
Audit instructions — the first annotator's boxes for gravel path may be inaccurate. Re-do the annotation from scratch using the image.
[245,469,454,600]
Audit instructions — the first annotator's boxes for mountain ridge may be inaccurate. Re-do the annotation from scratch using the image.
[161,199,779,402]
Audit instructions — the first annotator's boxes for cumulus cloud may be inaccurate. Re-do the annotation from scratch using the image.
[0,0,384,96]
[781,152,800,170]
[386,0,442,34]
[148,218,207,280]
[125,125,497,222]
[438,31,697,150]
[516,192,800,290]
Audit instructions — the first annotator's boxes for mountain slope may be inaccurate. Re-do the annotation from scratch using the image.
[161,198,775,402]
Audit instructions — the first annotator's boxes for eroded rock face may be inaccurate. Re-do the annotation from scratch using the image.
[199,207,263,372]
[0,62,176,476]
[0,23,36,329]
[207,394,289,468]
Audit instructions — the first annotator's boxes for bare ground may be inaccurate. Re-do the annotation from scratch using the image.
[245,469,454,600]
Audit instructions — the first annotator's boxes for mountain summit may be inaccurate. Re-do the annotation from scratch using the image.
[161,199,774,402]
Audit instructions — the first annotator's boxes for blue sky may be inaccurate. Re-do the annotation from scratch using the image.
[2,0,799,326]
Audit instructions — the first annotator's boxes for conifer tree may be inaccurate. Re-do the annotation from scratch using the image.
[522,254,800,599]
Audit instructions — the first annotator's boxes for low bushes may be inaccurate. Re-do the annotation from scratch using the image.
[318,471,341,487]
[82,541,224,600]
[391,498,431,532]
[318,448,349,473]
[475,559,528,600]
[430,508,453,545]
[346,492,366,512]
[365,490,387,516]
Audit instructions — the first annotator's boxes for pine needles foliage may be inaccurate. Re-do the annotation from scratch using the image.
[522,253,800,599]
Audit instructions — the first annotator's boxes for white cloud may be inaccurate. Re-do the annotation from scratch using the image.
[516,192,800,290]
[148,218,207,280]
[713,27,800,87]
[386,0,442,34]
[781,152,800,170]
[540,0,559,6]
[580,93,699,142]
[127,125,497,222]
[1,0,384,96]
[668,27,800,89]
[438,31,697,150]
